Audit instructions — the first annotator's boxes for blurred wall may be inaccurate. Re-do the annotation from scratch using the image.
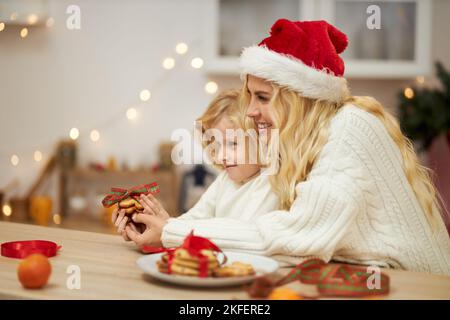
[1,0,450,197]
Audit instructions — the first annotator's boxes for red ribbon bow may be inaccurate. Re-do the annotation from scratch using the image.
[1,240,61,259]
[102,182,160,208]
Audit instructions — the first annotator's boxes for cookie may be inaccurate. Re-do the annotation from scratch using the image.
[119,198,135,208]
[174,248,218,263]
[213,262,255,278]
[172,257,220,270]
[170,262,214,277]
[125,207,136,215]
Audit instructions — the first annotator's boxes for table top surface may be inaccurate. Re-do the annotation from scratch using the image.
[1,221,450,300]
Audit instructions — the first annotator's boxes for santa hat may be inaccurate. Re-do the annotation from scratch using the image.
[240,19,350,103]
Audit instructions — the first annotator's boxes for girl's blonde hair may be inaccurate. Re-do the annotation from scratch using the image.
[196,89,256,168]
[241,79,444,228]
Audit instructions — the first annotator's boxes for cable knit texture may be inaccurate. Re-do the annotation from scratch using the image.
[162,104,450,275]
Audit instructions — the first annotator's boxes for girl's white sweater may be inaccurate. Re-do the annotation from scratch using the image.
[162,105,450,275]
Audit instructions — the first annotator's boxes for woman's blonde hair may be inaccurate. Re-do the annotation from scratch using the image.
[241,79,444,228]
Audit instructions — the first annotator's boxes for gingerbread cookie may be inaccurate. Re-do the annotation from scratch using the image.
[213,262,255,277]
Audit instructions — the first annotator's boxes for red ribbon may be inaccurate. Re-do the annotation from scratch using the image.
[248,258,390,298]
[142,231,226,278]
[1,240,61,259]
[102,182,160,208]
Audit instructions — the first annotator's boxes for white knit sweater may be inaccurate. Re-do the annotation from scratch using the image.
[162,105,450,276]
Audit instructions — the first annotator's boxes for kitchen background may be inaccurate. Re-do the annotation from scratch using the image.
[1,0,449,233]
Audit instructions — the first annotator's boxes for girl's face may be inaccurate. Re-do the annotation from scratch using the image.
[213,117,260,184]
[246,75,275,137]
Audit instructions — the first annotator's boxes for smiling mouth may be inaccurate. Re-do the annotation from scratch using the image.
[257,122,272,130]
[224,164,237,169]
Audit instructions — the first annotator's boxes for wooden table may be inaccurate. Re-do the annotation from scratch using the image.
[1,221,450,300]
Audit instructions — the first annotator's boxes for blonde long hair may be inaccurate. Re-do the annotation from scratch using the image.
[241,81,444,228]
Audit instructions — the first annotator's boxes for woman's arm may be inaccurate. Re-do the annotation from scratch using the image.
[162,126,366,263]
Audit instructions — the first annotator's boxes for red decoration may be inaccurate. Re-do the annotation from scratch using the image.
[142,231,226,278]
[260,19,347,77]
[1,240,61,259]
[102,182,159,208]
[247,258,390,299]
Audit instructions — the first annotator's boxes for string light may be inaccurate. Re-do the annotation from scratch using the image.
[90,130,100,142]
[416,76,425,85]
[11,154,19,166]
[404,87,414,99]
[162,57,175,70]
[175,42,188,55]
[46,17,55,28]
[205,81,218,94]
[27,14,38,25]
[2,204,12,217]
[34,150,42,162]
[0,22,5,32]
[53,214,61,225]
[10,12,18,21]
[69,127,80,140]
[191,57,204,69]
[20,28,28,38]
[139,89,151,102]
[126,107,137,120]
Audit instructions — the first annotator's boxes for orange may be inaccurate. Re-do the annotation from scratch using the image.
[268,287,303,300]
[17,253,52,289]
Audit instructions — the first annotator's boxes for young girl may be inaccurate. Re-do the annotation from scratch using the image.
[122,19,450,275]
[112,90,279,251]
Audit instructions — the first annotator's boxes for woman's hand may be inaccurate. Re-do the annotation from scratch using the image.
[125,213,168,247]
[139,193,170,221]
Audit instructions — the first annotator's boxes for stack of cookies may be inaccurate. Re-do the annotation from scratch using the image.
[156,248,255,278]
[157,248,220,277]
[118,198,144,215]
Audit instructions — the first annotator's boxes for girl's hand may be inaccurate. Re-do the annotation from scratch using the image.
[139,194,170,221]
[111,208,143,241]
[125,213,167,247]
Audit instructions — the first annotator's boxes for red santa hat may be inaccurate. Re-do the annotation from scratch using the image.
[240,19,350,103]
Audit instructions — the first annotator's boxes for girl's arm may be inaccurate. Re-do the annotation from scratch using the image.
[172,171,226,220]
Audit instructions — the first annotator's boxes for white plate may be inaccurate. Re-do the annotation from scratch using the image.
[136,251,279,287]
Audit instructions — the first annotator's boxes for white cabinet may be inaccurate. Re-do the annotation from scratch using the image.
[203,0,432,78]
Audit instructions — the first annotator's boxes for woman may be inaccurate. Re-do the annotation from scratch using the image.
[126,19,450,275]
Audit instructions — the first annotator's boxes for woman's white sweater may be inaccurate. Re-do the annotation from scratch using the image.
[162,105,450,275]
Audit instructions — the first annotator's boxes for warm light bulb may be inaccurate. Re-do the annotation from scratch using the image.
[126,108,137,120]
[27,14,38,25]
[140,89,151,102]
[11,154,19,166]
[53,214,62,225]
[2,204,12,217]
[90,130,100,142]
[175,42,188,55]
[191,57,204,69]
[34,150,42,162]
[162,57,175,70]
[0,22,5,32]
[416,76,425,85]
[10,12,18,21]
[204,81,218,94]
[20,27,28,38]
[46,17,55,28]
[404,87,414,99]
[69,127,79,140]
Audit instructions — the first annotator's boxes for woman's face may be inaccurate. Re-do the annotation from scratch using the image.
[246,75,275,137]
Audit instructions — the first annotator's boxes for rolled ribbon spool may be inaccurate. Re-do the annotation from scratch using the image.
[1,240,61,259]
